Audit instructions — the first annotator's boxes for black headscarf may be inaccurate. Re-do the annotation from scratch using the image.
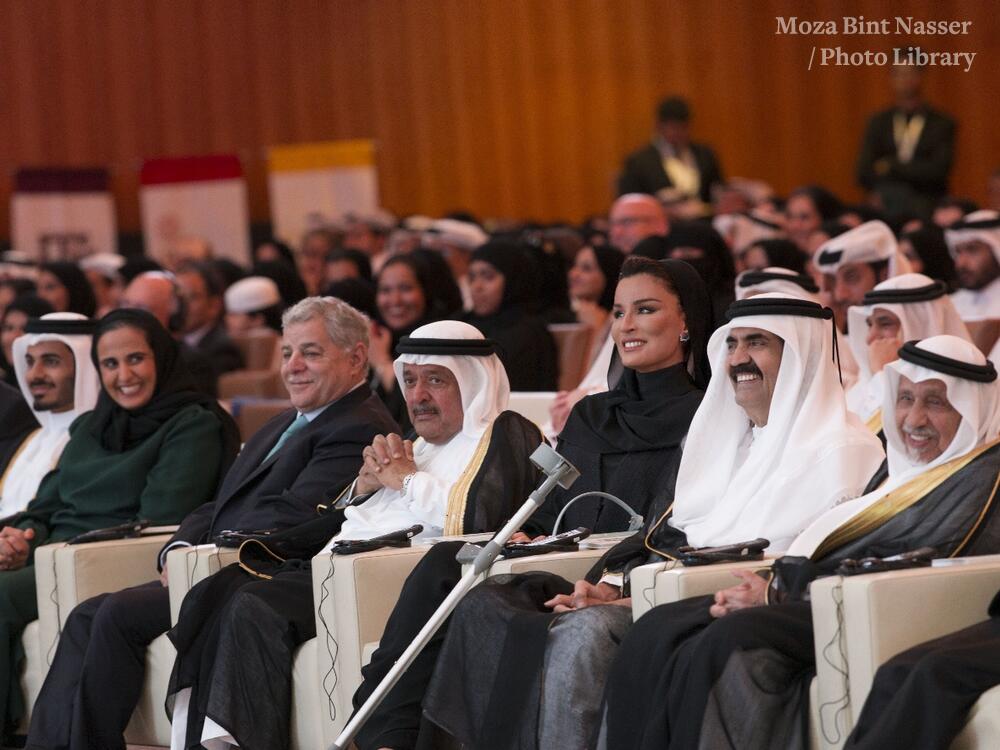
[40,262,97,317]
[324,277,377,319]
[563,258,713,453]
[744,238,807,274]
[254,260,307,306]
[88,309,240,460]
[588,244,626,311]
[376,255,442,337]
[902,224,956,288]
[634,224,734,325]
[471,240,540,311]
[2,293,55,322]
[410,249,463,318]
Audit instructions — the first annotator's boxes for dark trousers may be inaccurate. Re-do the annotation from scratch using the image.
[845,616,1000,750]
[352,541,464,750]
[25,580,169,750]
[0,565,39,736]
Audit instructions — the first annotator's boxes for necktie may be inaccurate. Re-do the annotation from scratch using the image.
[263,414,308,462]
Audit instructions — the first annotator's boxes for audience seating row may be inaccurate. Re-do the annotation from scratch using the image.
[20,537,1000,748]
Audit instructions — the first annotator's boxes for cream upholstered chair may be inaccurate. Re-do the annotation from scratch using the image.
[231,330,280,371]
[114,543,244,747]
[548,323,594,391]
[626,555,1000,750]
[506,392,557,430]
[311,544,434,744]
[23,534,176,733]
[808,555,1000,750]
[309,535,626,744]
[624,558,832,749]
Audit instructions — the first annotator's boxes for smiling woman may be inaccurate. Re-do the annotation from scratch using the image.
[0,308,240,734]
[96,327,158,410]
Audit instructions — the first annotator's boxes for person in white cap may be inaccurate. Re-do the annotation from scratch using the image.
[734,266,821,302]
[813,219,913,334]
[602,334,1000,750]
[845,273,970,428]
[79,253,126,318]
[0,313,100,518]
[165,319,544,750]
[223,276,284,337]
[421,218,489,308]
[945,210,1000,355]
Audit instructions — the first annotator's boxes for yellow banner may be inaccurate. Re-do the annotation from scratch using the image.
[268,140,375,172]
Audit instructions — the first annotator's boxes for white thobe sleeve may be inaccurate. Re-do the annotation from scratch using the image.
[402,471,454,527]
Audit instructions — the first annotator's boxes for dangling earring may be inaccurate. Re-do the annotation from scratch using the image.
[679,330,690,343]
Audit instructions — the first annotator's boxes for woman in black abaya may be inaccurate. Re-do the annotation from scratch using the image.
[352,258,713,750]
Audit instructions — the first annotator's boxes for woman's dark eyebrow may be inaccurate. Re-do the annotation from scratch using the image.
[630,298,662,305]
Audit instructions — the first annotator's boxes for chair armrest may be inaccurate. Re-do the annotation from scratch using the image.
[166,544,240,625]
[34,534,172,669]
[312,545,433,740]
[809,575,852,749]
[835,556,1000,715]
[630,558,775,621]
[484,547,608,581]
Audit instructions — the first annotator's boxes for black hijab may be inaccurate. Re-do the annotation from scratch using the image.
[588,244,626,311]
[471,240,540,312]
[902,224,956,288]
[409,249,464,318]
[562,258,713,454]
[41,261,97,317]
[744,238,807,274]
[88,309,240,460]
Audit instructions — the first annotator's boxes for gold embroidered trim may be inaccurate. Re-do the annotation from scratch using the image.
[0,428,41,495]
[951,467,1000,556]
[443,423,494,536]
[236,538,285,580]
[865,410,883,435]
[643,501,679,561]
[812,438,1000,560]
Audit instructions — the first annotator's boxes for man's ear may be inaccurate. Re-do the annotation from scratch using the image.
[353,342,370,373]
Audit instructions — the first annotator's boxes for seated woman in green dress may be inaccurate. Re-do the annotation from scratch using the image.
[0,308,239,740]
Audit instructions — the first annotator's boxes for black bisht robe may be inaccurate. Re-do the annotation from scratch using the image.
[164,410,543,750]
[602,441,1000,750]
[420,365,704,750]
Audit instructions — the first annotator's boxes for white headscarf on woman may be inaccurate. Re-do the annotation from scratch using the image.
[668,294,885,552]
[1,313,100,515]
[336,320,510,541]
[846,273,971,421]
[787,335,1000,557]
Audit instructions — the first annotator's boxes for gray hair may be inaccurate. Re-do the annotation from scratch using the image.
[282,296,370,354]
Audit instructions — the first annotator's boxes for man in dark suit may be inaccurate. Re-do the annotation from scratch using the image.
[175,262,244,377]
[857,64,956,220]
[617,96,724,205]
[25,297,399,750]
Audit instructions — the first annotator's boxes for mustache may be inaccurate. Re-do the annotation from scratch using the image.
[28,379,54,389]
[902,424,937,439]
[729,362,763,381]
[411,405,440,417]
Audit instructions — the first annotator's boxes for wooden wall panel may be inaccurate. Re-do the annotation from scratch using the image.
[0,0,996,243]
